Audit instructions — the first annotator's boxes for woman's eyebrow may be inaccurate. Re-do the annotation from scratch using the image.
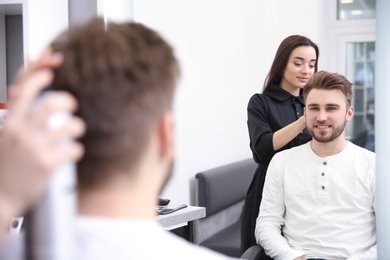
[292,56,317,62]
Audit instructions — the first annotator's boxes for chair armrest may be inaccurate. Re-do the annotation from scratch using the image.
[240,245,264,260]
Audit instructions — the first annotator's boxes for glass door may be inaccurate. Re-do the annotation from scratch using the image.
[338,34,376,151]
[346,41,375,151]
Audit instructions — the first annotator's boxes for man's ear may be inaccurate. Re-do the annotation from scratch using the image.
[346,105,354,122]
[158,112,175,160]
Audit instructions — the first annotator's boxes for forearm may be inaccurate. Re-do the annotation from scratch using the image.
[256,223,305,260]
[0,49,84,247]
[272,116,306,151]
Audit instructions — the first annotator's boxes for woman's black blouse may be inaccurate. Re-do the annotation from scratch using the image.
[247,84,312,164]
[242,84,313,253]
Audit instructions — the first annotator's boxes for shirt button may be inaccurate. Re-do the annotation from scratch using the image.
[321,173,325,176]
[321,186,325,190]
[323,162,327,165]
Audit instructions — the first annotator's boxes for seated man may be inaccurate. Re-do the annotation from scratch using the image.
[255,71,376,260]
[50,18,235,259]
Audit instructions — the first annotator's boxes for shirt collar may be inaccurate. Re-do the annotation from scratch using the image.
[263,84,305,105]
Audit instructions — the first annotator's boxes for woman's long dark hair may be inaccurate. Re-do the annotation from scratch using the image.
[263,35,319,91]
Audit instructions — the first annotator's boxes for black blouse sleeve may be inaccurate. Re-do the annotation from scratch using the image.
[247,94,275,164]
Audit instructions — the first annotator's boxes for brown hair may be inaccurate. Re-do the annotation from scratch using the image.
[303,71,352,107]
[51,18,179,189]
[263,35,319,91]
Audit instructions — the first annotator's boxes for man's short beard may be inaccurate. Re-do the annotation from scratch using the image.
[308,121,346,143]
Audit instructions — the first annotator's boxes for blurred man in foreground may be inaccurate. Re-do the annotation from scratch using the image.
[49,17,235,259]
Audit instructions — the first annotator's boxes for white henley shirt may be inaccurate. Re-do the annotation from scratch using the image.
[255,141,376,260]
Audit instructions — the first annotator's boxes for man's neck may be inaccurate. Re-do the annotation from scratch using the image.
[78,175,159,220]
[310,137,348,158]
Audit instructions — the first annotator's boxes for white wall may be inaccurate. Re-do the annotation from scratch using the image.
[133,0,329,204]
[23,0,68,60]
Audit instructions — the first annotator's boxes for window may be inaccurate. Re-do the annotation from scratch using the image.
[328,0,376,151]
[337,0,376,20]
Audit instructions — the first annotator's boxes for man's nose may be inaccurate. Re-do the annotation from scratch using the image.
[317,110,327,121]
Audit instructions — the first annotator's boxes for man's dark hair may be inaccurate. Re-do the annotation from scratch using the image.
[303,70,352,108]
[51,17,179,189]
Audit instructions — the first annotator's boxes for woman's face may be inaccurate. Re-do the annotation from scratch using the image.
[280,46,317,96]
